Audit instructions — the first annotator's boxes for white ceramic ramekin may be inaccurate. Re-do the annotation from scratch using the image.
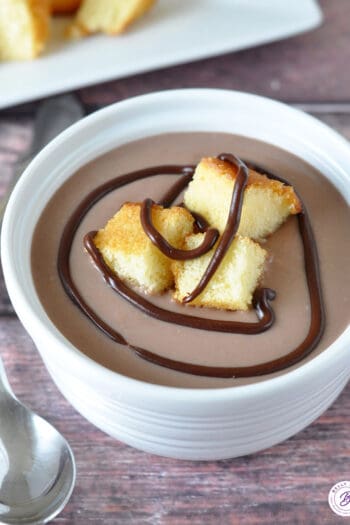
[2,89,349,460]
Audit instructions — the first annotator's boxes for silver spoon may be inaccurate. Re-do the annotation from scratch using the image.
[0,357,76,524]
[0,93,82,523]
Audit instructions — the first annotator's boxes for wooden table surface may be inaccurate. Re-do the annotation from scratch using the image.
[1,1,349,524]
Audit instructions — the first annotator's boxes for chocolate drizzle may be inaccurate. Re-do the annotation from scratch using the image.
[183,153,249,302]
[58,155,325,378]
[141,198,219,260]
[84,231,275,335]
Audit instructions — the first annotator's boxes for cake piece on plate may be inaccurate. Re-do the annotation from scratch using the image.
[184,157,301,241]
[172,234,267,311]
[67,0,156,37]
[94,202,194,294]
[0,0,50,61]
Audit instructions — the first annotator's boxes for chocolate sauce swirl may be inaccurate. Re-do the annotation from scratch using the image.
[58,156,325,378]
[140,198,219,260]
[84,231,275,334]
[59,162,274,335]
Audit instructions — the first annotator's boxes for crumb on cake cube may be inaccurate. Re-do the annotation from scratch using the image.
[172,234,267,311]
[184,157,301,241]
[0,0,50,61]
[93,202,194,294]
[67,0,156,38]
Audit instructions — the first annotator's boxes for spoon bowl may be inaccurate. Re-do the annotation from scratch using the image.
[0,358,75,524]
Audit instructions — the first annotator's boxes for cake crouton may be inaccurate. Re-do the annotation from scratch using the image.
[51,0,81,15]
[94,202,194,294]
[0,0,50,61]
[67,0,156,38]
[172,234,267,311]
[184,157,301,241]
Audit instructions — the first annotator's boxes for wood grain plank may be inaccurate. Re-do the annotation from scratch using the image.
[0,118,33,314]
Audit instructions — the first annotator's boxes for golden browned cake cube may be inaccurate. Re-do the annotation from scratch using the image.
[184,157,301,241]
[67,0,156,38]
[51,0,81,15]
[94,202,194,294]
[0,0,50,61]
[172,234,267,311]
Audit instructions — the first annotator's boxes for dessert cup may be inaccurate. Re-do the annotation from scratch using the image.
[2,89,349,460]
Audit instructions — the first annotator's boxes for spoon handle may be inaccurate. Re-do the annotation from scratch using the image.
[0,356,13,396]
[0,94,84,222]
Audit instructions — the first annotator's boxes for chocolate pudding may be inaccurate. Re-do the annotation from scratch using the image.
[31,133,350,388]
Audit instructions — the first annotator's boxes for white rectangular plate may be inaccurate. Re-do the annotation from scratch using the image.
[0,0,322,110]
